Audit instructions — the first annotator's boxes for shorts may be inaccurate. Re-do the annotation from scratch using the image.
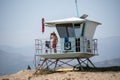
[52,43,56,48]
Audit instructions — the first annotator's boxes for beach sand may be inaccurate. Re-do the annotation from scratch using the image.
[0,70,120,80]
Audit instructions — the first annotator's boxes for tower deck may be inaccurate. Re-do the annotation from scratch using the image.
[35,52,97,59]
[34,52,97,71]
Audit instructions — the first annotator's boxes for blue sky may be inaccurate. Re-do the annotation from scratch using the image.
[0,0,120,48]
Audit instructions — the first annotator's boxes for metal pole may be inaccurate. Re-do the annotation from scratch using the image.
[75,0,79,17]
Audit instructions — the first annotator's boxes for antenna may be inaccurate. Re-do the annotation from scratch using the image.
[75,0,79,17]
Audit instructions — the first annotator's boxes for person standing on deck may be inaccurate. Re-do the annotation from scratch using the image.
[50,32,58,53]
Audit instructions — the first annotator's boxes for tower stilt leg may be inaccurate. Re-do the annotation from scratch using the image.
[87,58,95,68]
[54,59,59,70]
[77,58,84,71]
[38,59,47,69]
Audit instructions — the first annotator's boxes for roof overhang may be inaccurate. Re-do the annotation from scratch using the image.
[45,17,101,27]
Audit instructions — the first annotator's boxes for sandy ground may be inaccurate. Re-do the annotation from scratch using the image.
[0,70,120,80]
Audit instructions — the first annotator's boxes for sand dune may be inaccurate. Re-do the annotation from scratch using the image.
[0,70,120,80]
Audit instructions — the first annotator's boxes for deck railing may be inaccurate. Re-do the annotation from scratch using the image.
[35,38,61,54]
[35,38,98,55]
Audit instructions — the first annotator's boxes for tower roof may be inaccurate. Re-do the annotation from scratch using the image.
[45,17,101,27]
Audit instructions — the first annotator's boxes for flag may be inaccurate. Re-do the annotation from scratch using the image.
[42,18,44,33]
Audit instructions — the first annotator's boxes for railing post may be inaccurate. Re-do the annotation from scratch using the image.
[35,39,42,54]
[92,39,98,54]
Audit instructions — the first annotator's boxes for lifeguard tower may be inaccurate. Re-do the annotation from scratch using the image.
[34,17,101,71]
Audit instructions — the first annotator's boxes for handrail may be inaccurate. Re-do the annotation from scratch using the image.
[35,38,98,55]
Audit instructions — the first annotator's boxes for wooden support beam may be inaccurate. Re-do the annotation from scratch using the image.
[87,58,95,68]
[47,59,63,69]
[38,59,47,69]
[58,59,74,67]
[54,59,59,70]
[77,58,84,71]
[59,60,75,67]
[80,59,88,67]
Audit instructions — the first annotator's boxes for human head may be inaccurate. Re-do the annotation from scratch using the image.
[51,32,56,36]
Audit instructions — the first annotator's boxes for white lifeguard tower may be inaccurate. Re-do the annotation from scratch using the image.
[34,17,101,71]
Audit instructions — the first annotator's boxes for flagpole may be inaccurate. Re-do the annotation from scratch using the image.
[75,0,79,17]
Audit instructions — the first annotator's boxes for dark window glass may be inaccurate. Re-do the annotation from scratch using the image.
[56,24,74,38]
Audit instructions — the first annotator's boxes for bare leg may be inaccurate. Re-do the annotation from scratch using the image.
[54,48,57,53]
